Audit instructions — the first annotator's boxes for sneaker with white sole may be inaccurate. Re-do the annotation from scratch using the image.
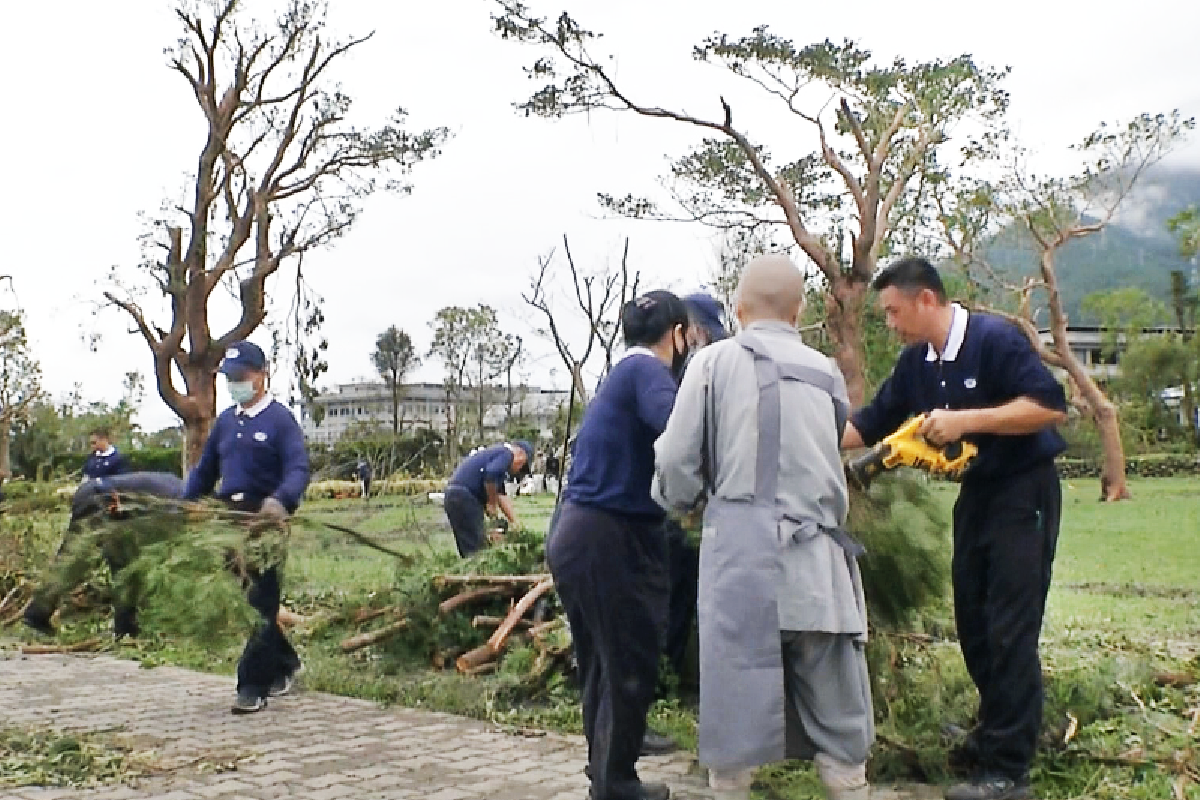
[232,691,267,714]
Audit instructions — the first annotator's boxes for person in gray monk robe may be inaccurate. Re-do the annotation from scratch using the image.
[652,255,873,800]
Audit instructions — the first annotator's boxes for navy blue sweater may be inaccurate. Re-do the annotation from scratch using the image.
[563,352,678,518]
[183,400,310,512]
[853,312,1067,482]
[83,448,130,480]
[450,445,517,505]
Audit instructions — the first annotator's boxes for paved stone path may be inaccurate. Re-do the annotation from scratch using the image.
[0,654,939,800]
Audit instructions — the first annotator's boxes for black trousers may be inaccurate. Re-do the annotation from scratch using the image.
[662,519,699,683]
[444,485,486,557]
[547,502,669,800]
[227,498,301,701]
[952,461,1061,780]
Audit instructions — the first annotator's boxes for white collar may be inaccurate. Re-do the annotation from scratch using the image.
[95,446,116,457]
[619,346,659,363]
[238,394,273,417]
[926,303,969,362]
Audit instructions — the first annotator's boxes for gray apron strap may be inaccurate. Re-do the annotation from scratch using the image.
[737,331,865,558]
[738,333,783,501]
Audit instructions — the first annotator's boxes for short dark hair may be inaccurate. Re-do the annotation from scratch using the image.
[89,427,111,439]
[621,291,690,348]
[870,257,947,302]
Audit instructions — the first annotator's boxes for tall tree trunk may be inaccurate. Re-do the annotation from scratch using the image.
[176,364,217,473]
[1041,250,1129,500]
[824,278,870,407]
[0,418,10,477]
[391,380,400,438]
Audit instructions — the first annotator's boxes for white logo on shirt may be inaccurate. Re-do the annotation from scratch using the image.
[226,348,239,359]
[964,378,977,389]
[253,431,268,442]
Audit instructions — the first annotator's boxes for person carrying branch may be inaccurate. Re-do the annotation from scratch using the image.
[182,340,310,715]
[843,257,1067,800]
[443,440,532,556]
[548,290,691,800]
[653,257,872,800]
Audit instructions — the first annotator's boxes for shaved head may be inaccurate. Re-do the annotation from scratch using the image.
[735,254,806,326]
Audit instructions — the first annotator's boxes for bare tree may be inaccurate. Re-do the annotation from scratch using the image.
[937,111,1195,500]
[522,235,640,404]
[494,4,1008,404]
[104,0,447,468]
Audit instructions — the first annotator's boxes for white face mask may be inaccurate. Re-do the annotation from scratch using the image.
[228,379,257,406]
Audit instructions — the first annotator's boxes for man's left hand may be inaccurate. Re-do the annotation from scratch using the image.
[258,497,288,523]
[919,409,972,446]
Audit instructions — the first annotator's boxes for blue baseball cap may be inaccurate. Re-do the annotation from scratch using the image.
[218,340,267,377]
[683,293,728,342]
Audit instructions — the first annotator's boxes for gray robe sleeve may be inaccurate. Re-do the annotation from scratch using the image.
[652,349,712,513]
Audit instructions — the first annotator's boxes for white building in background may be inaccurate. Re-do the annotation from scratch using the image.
[300,381,568,445]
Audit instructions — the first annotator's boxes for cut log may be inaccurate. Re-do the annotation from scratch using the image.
[351,607,392,625]
[456,579,554,673]
[433,573,552,590]
[0,582,26,616]
[466,661,498,676]
[20,638,103,655]
[438,586,506,615]
[527,619,562,639]
[472,614,532,630]
[339,619,408,653]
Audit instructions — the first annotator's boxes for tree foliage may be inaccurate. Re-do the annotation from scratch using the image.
[372,326,419,437]
[493,2,1009,403]
[104,0,448,468]
[428,305,505,453]
[1168,204,1200,259]
[0,310,44,476]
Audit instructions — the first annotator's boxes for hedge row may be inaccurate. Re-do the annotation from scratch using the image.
[304,478,448,501]
[50,448,183,478]
[1057,453,1200,479]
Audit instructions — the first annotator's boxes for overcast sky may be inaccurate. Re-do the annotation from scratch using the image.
[2,0,1198,433]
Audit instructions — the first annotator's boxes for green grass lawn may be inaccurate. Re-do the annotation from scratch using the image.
[3,476,1198,799]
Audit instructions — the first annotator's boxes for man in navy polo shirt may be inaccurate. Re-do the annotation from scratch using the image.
[444,441,532,556]
[183,339,310,715]
[842,257,1067,800]
[83,427,130,481]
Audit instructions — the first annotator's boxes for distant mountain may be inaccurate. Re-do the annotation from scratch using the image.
[981,166,1200,325]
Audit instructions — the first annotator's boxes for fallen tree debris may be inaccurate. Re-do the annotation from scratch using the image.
[456,578,554,673]
[340,619,409,653]
[439,586,506,615]
[20,638,104,655]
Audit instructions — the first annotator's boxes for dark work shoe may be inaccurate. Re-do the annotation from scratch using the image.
[640,730,679,756]
[944,775,1032,800]
[22,602,55,636]
[588,781,670,800]
[945,723,983,773]
[231,691,267,715]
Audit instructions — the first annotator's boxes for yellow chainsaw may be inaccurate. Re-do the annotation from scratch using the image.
[845,413,978,491]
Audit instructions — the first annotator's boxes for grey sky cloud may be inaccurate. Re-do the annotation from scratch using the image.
[1,0,1197,432]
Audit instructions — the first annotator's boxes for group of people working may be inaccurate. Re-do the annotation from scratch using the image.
[27,251,1065,800]
[543,254,1065,800]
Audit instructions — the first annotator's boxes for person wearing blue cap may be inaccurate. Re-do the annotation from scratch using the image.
[683,292,729,349]
[444,440,532,556]
[183,340,310,715]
